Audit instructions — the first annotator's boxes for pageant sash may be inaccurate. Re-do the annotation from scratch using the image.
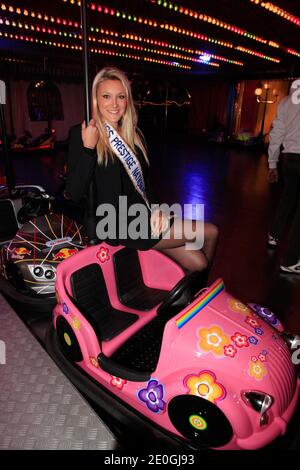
[104,122,150,209]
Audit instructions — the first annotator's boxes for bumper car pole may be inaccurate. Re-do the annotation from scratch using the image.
[80,0,97,244]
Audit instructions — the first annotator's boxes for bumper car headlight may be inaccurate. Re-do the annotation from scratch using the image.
[241,391,274,427]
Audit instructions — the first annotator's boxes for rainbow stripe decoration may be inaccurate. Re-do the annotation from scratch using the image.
[176,279,225,329]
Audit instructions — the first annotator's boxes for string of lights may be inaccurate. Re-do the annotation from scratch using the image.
[249,0,300,27]
[0,29,191,69]
[61,0,281,62]
[0,15,218,67]
[148,0,270,45]
[118,32,243,66]
[0,2,243,67]
[149,0,300,60]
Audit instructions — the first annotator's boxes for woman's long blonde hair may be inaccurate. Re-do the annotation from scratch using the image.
[91,66,148,165]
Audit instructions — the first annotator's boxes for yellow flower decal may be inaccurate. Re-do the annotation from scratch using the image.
[228,298,252,315]
[197,325,230,357]
[248,360,267,381]
[72,316,81,330]
[184,370,226,403]
[89,356,99,368]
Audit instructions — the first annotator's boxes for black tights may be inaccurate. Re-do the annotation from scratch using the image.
[154,218,219,273]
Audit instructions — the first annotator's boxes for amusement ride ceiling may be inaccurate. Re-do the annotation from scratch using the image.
[0,0,300,78]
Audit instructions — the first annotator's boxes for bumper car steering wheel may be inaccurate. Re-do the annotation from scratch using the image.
[157,270,208,315]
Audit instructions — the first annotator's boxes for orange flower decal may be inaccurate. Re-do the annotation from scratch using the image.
[228,298,252,315]
[184,370,226,403]
[248,360,267,381]
[197,325,230,357]
[89,356,99,368]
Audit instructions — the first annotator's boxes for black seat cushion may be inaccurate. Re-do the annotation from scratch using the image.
[70,263,138,341]
[114,248,168,310]
[111,314,169,373]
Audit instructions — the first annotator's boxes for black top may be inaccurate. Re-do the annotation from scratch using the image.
[65,124,159,250]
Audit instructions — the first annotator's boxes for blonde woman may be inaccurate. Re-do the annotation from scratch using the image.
[66,66,218,272]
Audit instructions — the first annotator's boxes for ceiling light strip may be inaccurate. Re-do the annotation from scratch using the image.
[149,0,271,46]
[62,0,281,62]
[0,1,242,66]
[0,15,216,67]
[0,30,191,69]
[0,2,80,27]
[249,0,300,27]
[236,45,279,62]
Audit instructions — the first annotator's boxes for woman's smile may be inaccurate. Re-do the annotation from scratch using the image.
[97,79,127,127]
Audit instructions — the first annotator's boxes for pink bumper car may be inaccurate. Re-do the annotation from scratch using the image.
[51,242,300,450]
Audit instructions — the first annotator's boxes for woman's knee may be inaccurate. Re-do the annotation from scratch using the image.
[186,253,208,272]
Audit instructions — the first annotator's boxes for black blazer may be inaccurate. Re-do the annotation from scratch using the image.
[65,124,158,249]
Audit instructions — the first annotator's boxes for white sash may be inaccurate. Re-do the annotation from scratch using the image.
[104,122,150,209]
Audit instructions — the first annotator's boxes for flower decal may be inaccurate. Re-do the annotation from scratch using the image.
[197,326,230,357]
[249,304,279,327]
[254,327,264,336]
[63,302,69,314]
[89,356,99,368]
[248,360,267,381]
[224,344,237,358]
[258,353,267,362]
[228,298,252,315]
[184,370,226,404]
[138,379,166,413]
[96,247,110,263]
[248,336,258,345]
[72,316,81,330]
[245,316,261,329]
[110,376,127,390]
[231,332,249,348]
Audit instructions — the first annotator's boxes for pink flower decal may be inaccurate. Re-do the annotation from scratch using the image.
[231,332,249,348]
[197,325,230,357]
[97,247,110,263]
[249,360,267,381]
[224,344,237,358]
[245,316,261,329]
[258,353,267,362]
[184,370,226,404]
[110,376,127,390]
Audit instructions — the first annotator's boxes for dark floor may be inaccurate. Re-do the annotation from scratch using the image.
[1,134,300,450]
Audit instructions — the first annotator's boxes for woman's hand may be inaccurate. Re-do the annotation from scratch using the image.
[81,119,99,149]
[268,168,278,183]
[150,209,170,237]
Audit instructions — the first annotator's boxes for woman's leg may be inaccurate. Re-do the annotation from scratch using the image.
[154,218,218,272]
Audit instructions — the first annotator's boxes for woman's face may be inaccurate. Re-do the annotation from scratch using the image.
[97,79,127,127]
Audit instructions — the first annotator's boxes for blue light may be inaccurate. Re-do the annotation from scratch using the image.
[199,54,211,62]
